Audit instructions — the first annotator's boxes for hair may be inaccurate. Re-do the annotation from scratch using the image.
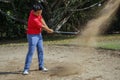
[32,3,43,11]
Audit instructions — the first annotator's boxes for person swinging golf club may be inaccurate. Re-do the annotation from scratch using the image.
[23,3,53,75]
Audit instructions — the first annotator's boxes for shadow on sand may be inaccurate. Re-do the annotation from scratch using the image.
[0,71,22,75]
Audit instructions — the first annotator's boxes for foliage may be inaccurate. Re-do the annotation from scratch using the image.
[106,6,120,34]
[0,0,119,39]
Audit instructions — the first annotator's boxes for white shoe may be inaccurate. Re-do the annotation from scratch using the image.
[39,67,48,72]
[23,70,29,75]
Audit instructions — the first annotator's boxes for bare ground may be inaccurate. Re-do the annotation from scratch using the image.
[0,44,120,80]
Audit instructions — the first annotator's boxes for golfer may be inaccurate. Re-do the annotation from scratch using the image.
[23,4,53,75]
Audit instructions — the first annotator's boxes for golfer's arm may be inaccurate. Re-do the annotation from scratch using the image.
[41,18,48,27]
[41,18,52,32]
[42,25,51,32]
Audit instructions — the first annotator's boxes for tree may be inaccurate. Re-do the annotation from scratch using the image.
[106,6,120,34]
[0,0,107,39]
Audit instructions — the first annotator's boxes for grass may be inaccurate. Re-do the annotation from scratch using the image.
[96,34,120,50]
[0,34,120,50]
[0,35,76,46]
[43,35,76,45]
[43,34,120,50]
[97,40,120,50]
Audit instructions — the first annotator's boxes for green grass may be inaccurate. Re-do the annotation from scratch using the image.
[43,34,120,50]
[43,35,76,45]
[44,34,120,50]
[0,35,76,46]
[0,34,120,50]
[96,34,120,50]
[97,40,120,50]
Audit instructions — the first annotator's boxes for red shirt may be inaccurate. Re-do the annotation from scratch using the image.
[26,10,43,34]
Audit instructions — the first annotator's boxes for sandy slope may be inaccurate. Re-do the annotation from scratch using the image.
[0,44,120,80]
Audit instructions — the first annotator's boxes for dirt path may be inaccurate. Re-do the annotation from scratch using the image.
[0,44,120,80]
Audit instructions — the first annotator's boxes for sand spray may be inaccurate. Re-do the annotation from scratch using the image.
[49,0,120,76]
[79,0,120,47]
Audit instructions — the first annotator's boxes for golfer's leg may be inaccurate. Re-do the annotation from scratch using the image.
[37,34,44,68]
[24,35,38,71]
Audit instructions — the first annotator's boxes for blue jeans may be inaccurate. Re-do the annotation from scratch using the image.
[24,34,44,71]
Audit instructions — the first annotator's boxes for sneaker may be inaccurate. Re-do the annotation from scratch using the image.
[23,70,29,75]
[39,67,48,72]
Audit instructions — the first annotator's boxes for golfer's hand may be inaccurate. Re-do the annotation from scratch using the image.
[47,29,54,33]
